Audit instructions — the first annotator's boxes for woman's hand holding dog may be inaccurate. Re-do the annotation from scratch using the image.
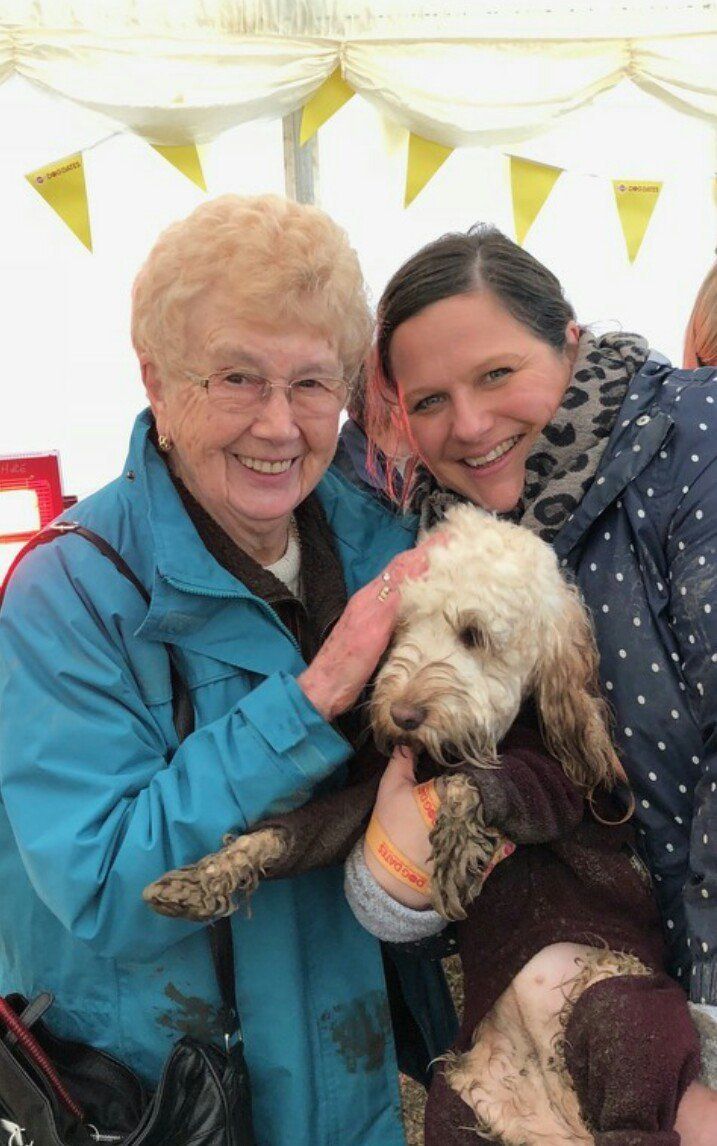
[298,538,439,722]
[363,745,437,909]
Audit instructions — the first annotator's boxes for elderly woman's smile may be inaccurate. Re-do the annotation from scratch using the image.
[236,456,295,474]
[145,297,345,565]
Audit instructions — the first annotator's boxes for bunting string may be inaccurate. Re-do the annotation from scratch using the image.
[21,99,715,261]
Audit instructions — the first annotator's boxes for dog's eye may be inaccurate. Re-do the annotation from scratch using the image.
[458,623,487,650]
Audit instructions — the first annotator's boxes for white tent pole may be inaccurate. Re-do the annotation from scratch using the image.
[282,109,317,204]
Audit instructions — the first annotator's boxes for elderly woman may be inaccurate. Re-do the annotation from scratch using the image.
[343,225,717,1144]
[0,195,451,1146]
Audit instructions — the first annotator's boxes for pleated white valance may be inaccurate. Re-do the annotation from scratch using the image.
[1,1,716,146]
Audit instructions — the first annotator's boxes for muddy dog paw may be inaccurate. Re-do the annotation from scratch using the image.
[143,827,289,920]
[429,773,511,920]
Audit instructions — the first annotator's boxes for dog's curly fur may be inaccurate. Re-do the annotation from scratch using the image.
[145,828,288,919]
[372,504,624,791]
[144,504,623,920]
[371,504,625,916]
[443,947,651,1146]
[427,773,500,921]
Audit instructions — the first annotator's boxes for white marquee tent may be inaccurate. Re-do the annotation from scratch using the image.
[1,0,716,500]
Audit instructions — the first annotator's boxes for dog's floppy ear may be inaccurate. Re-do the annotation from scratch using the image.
[533,582,627,792]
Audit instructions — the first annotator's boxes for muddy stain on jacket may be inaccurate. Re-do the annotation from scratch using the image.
[327,991,392,1073]
[155,983,224,1043]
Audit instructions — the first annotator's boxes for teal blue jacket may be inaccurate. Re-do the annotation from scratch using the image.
[0,410,444,1145]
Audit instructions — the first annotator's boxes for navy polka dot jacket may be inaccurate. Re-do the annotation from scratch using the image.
[554,358,717,1002]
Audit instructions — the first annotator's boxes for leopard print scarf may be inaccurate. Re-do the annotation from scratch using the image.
[409,330,650,542]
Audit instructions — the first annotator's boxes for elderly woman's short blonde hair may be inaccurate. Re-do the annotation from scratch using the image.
[131,194,372,382]
[684,260,717,368]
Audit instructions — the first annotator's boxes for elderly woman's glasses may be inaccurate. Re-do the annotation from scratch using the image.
[184,367,348,416]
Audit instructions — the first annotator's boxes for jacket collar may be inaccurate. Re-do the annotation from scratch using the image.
[554,359,675,560]
[125,411,415,669]
[169,460,349,656]
[128,411,250,601]
[130,417,284,670]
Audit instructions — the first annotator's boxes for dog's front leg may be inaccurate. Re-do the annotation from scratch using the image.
[429,772,506,919]
[144,769,384,920]
[143,827,289,920]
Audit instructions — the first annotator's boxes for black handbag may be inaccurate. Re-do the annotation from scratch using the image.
[0,524,256,1145]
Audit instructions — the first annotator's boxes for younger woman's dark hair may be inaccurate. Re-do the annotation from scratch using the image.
[376,223,576,386]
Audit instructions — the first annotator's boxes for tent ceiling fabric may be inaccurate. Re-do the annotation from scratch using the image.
[1,2,716,146]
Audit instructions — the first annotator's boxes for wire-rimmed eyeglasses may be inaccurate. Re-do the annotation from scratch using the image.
[184,366,348,416]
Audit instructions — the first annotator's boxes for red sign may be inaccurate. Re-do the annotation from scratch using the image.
[0,453,65,541]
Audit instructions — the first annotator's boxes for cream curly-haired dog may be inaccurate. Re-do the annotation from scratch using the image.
[144,504,620,916]
[145,505,707,1144]
[369,503,625,917]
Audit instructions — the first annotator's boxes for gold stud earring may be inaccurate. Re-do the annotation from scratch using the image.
[158,434,172,453]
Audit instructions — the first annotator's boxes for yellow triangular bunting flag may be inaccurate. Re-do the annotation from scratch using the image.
[25,152,92,251]
[151,144,207,191]
[510,157,563,246]
[613,180,662,263]
[405,134,453,207]
[300,68,355,145]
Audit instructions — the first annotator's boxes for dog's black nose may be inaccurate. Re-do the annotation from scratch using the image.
[390,703,426,731]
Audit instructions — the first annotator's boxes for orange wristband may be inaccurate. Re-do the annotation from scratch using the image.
[413,779,441,829]
[483,837,516,880]
[365,814,432,898]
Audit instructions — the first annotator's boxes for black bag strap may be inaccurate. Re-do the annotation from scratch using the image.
[1,522,241,1045]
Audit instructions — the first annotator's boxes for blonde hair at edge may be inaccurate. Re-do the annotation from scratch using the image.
[131,194,373,382]
[684,259,717,368]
